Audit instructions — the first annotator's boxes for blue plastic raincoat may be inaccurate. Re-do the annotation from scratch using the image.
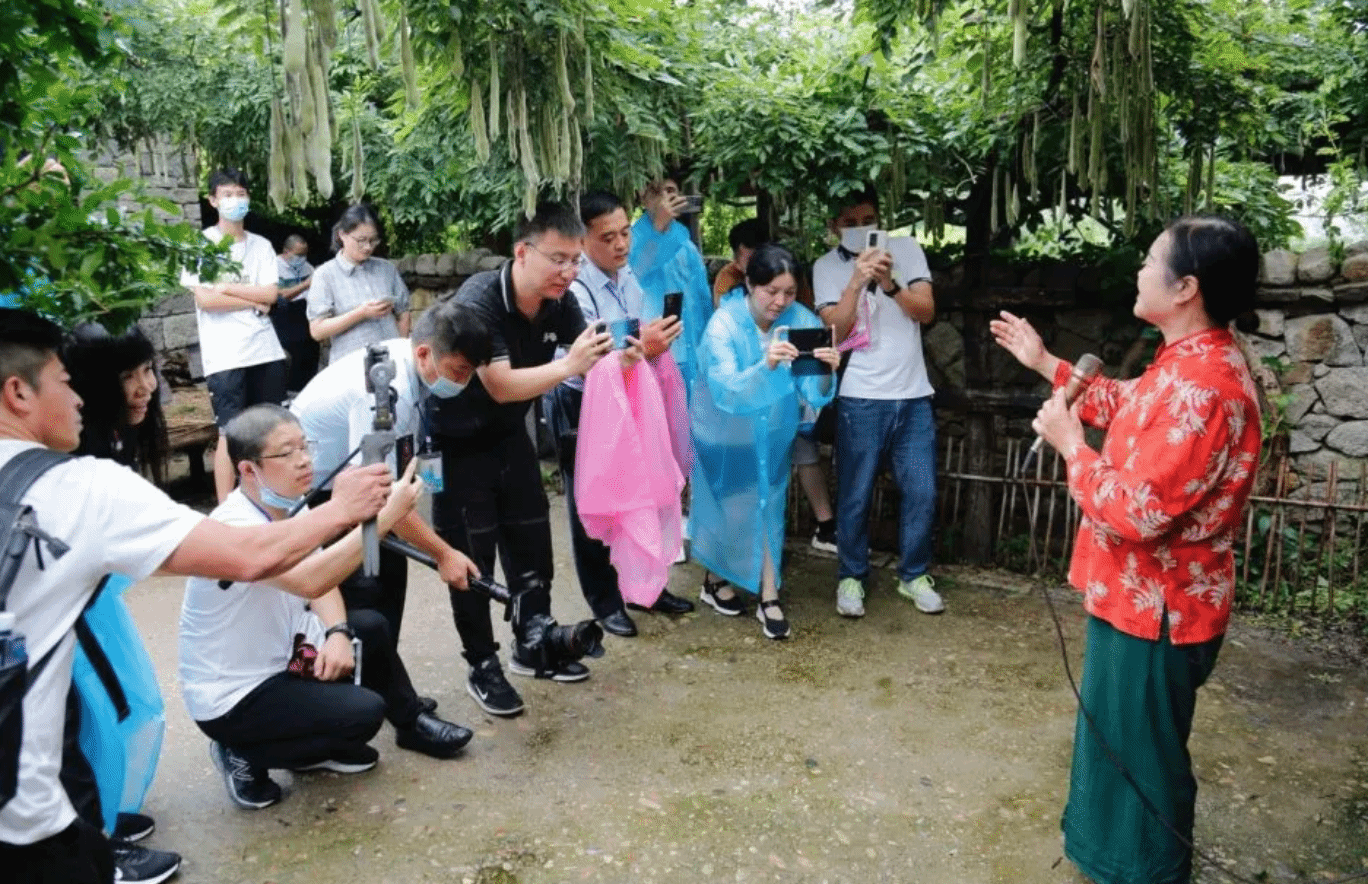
[629,216,714,399]
[689,295,834,594]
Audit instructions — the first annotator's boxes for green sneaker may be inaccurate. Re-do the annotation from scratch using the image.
[897,575,944,614]
[836,578,865,618]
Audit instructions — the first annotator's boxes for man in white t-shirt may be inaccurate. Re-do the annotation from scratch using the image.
[0,308,391,883]
[179,168,288,502]
[180,404,467,814]
[812,188,944,620]
[291,301,486,718]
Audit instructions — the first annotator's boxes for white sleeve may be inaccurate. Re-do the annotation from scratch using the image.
[891,237,931,284]
[812,254,850,311]
[248,238,279,287]
[90,460,204,579]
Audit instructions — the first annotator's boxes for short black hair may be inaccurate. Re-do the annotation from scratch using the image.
[411,301,494,366]
[579,191,625,227]
[331,204,383,252]
[0,307,63,390]
[282,233,308,252]
[207,168,250,196]
[834,185,880,216]
[225,404,299,467]
[746,243,801,288]
[1163,215,1260,329]
[515,202,585,244]
[728,219,768,253]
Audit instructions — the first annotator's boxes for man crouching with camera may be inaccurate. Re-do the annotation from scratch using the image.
[178,404,459,812]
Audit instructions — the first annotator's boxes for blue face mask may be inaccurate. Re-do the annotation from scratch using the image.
[218,196,250,222]
[256,473,306,511]
[423,372,466,399]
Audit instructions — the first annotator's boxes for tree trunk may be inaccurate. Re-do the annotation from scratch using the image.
[956,167,998,565]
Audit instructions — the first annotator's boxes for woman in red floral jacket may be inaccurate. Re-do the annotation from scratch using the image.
[991,215,1262,884]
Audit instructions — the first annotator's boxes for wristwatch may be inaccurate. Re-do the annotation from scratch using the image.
[882,277,902,296]
[324,622,356,641]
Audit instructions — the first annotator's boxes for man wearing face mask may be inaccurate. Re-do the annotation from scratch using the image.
[180,168,288,502]
[812,186,943,621]
[290,302,488,742]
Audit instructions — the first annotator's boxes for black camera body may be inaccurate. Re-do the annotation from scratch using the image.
[468,573,605,676]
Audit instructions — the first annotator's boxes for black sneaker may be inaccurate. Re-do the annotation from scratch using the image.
[209,740,282,809]
[466,656,525,717]
[112,841,181,884]
[811,521,838,554]
[113,812,155,843]
[509,651,591,683]
[291,743,380,774]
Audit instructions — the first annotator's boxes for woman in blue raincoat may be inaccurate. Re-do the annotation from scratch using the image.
[690,244,839,640]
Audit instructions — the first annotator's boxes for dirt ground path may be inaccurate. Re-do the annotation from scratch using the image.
[125,496,1367,884]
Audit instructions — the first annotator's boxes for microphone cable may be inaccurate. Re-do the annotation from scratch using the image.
[1023,467,1368,884]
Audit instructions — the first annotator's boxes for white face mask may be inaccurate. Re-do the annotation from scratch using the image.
[840,226,876,253]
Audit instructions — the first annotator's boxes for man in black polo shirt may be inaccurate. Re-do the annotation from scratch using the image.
[428,202,613,717]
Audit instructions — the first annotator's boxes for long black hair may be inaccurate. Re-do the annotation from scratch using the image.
[63,323,169,485]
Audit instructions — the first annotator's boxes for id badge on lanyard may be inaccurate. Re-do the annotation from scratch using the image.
[416,448,443,493]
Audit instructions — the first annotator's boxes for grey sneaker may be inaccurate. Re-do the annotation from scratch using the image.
[897,575,945,614]
[836,578,865,618]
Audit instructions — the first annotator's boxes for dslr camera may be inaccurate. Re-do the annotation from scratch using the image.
[469,573,605,676]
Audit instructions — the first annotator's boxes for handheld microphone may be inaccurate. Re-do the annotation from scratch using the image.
[1022,353,1103,469]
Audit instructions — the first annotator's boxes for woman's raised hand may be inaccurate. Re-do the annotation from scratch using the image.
[989,310,1051,376]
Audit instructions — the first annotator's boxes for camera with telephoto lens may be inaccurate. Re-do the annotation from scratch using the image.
[468,573,605,676]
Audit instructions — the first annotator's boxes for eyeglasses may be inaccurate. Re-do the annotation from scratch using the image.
[345,232,382,248]
[259,439,318,461]
[527,242,583,271]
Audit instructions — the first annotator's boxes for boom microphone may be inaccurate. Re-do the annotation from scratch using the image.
[1022,353,1103,468]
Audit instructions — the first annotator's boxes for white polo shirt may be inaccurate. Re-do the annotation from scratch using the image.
[290,338,422,484]
[812,236,935,401]
[0,442,202,846]
[180,226,286,376]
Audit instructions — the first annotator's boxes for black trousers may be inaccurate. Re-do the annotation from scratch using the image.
[432,428,554,664]
[0,818,113,884]
[195,609,418,770]
[270,299,320,393]
[547,386,624,620]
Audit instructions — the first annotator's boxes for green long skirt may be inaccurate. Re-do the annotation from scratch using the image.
[1061,615,1223,884]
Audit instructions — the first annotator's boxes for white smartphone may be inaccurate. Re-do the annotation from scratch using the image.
[866,229,889,252]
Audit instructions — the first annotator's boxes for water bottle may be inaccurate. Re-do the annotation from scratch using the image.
[0,611,26,670]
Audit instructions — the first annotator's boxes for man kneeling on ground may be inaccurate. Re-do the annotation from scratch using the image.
[178,405,468,812]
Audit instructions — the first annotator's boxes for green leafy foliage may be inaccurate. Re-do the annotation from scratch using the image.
[1,0,233,329]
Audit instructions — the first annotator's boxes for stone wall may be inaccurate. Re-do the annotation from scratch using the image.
[1242,240,1368,483]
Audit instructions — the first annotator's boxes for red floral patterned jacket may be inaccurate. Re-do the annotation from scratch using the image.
[1055,327,1262,645]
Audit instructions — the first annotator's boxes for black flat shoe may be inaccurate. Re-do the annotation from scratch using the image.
[629,589,695,615]
[395,712,473,758]
[757,599,791,640]
[700,577,744,616]
[599,609,638,637]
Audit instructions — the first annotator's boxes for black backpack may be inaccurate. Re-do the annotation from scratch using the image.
[0,447,73,809]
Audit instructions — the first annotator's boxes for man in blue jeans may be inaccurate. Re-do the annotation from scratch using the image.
[812,187,942,619]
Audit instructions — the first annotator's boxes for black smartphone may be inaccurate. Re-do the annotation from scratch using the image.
[395,434,415,477]
[679,194,704,214]
[788,328,833,376]
[787,327,831,356]
[596,317,641,349]
[662,292,683,321]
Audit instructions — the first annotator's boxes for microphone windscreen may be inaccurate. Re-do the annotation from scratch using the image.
[1073,353,1103,382]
